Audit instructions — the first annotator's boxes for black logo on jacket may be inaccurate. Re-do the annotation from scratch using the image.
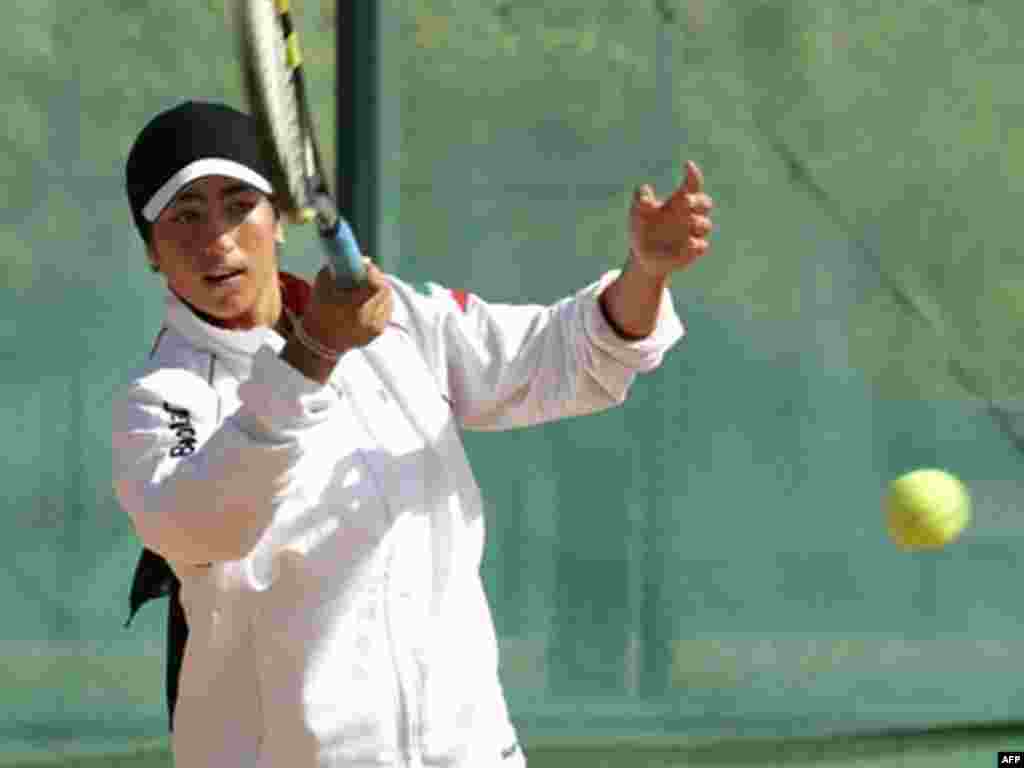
[163,402,197,458]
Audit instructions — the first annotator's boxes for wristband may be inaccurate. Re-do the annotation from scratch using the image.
[285,308,342,362]
[598,290,649,342]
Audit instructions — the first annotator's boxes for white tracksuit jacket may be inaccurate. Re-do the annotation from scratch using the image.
[112,270,683,768]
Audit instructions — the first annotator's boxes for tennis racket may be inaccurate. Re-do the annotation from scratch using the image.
[236,0,367,287]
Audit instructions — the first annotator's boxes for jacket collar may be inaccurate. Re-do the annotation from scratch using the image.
[163,272,312,369]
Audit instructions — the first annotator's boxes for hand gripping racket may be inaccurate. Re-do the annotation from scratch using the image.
[236,0,367,287]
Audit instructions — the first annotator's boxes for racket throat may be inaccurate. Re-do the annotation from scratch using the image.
[310,192,339,233]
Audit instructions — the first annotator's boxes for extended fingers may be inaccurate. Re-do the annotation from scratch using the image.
[686,170,714,236]
[687,192,713,215]
[690,213,713,237]
[666,161,712,212]
[634,184,714,237]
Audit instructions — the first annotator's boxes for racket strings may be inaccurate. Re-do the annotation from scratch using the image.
[241,0,310,221]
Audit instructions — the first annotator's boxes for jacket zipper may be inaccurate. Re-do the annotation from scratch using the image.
[384,540,422,767]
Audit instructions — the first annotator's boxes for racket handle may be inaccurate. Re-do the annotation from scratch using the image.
[319,217,368,288]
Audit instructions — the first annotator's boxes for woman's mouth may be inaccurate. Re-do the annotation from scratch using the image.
[204,268,246,287]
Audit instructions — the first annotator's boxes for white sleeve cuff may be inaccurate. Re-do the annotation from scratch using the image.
[582,270,685,373]
[235,345,340,436]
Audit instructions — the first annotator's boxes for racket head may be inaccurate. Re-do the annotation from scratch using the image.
[236,0,315,225]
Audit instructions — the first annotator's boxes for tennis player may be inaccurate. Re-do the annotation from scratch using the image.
[115,100,713,768]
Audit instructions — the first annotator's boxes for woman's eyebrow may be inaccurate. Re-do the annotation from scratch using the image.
[221,183,259,199]
[170,190,207,206]
[170,183,259,207]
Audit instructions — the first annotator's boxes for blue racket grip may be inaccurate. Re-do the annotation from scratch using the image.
[320,217,368,288]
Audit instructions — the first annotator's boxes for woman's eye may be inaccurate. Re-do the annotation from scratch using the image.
[229,201,256,218]
[172,210,200,225]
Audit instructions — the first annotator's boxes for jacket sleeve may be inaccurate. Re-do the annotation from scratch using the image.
[112,347,341,566]
[392,270,684,431]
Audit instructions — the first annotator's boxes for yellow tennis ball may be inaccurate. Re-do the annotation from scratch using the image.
[885,468,971,550]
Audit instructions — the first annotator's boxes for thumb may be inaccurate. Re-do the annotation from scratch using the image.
[684,160,704,194]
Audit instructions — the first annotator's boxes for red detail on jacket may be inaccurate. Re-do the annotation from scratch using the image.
[450,289,469,313]
[279,272,313,316]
